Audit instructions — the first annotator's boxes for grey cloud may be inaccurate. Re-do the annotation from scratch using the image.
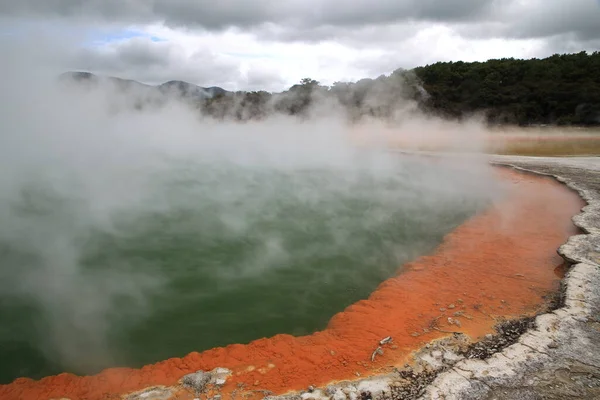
[0,0,278,28]
[504,0,600,41]
[107,38,172,68]
[69,38,242,88]
[301,0,492,27]
[253,21,423,45]
[457,0,600,42]
[539,33,600,57]
[1,1,157,22]
[243,65,287,92]
[0,1,149,21]
[151,1,275,30]
[2,0,598,44]
[0,0,493,30]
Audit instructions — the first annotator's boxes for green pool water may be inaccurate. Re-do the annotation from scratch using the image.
[0,157,491,384]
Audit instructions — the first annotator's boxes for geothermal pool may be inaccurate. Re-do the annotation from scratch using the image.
[0,156,493,384]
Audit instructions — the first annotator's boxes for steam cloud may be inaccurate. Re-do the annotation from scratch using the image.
[0,35,504,380]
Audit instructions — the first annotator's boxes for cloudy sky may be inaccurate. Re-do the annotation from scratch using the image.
[1,0,599,91]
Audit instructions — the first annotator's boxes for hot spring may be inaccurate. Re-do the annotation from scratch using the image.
[0,79,499,384]
[0,152,497,383]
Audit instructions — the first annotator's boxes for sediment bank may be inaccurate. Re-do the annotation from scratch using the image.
[0,166,584,400]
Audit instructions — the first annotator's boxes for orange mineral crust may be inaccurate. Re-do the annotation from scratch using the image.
[0,168,583,400]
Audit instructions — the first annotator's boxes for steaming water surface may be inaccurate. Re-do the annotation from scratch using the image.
[0,153,493,384]
[0,73,499,384]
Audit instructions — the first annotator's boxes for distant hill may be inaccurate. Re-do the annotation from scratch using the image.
[158,80,228,99]
[59,72,229,100]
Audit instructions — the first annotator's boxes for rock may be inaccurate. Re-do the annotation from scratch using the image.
[213,367,230,375]
[379,336,393,345]
[325,386,336,396]
[332,389,346,400]
[182,371,210,393]
[125,386,173,400]
[371,346,383,361]
[210,367,231,386]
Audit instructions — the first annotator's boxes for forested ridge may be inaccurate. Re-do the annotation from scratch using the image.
[414,51,600,126]
[64,51,600,126]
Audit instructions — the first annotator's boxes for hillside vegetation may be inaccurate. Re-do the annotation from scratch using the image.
[414,51,600,126]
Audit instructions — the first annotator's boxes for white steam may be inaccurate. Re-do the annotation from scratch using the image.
[0,36,504,378]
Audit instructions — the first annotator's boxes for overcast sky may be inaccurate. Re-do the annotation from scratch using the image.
[1,0,599,91]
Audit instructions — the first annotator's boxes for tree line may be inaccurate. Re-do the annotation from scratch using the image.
[200,51,599,126]
[414,51,600,126]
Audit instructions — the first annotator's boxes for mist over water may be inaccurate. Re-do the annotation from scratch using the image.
[0,46,503,384]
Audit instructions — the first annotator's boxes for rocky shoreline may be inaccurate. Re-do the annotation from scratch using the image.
[263,156,600,400]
